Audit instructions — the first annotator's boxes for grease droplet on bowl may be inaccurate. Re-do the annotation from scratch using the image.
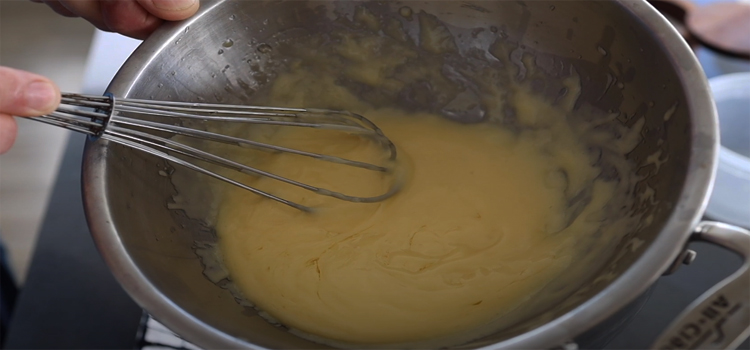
[399,6,412,18]
[257,43,272,53]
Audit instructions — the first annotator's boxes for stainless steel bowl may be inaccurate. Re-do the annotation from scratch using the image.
[82,1,750,348]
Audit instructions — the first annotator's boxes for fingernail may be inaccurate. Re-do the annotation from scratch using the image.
[154,0,196,11]
[25,81,57,112]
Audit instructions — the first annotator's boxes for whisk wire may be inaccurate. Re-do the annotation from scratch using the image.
[31,93,399,211]
[100,132,311,212]
[107,125,397,204]
[113,103,387,136]
[111,116,389,171]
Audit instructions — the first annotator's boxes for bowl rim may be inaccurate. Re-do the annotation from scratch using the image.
[81,0,718,348]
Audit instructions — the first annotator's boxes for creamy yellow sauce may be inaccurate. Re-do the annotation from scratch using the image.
[217,107,605,346]
[212,74,622,348]
[185,9,642,348]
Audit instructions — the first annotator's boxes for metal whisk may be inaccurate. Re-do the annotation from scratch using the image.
[30,93,399,212]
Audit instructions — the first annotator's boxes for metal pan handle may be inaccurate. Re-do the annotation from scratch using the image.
[651,221,750,350]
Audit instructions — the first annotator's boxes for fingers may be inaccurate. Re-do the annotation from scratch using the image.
[40,0,79,17]
[54,0,109,30]
[0,113,19,155]
[100,0,162,39]
[0,67,61,117]
[35,0,199,39]
[136,0,199,21]
[0,66,60,154]
[36,0,199,39]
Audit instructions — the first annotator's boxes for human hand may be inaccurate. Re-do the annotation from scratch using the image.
[34,0,200,39]
[0,67,61,154]
[0,0,200,154]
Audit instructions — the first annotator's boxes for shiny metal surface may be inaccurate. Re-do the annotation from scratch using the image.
[33,93,398,211]
[81,0,719,348]
[653,222,750,350]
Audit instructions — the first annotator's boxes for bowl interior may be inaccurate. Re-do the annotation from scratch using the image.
[89,1,703,348]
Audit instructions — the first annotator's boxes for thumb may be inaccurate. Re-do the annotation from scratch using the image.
[136,0,199,21]
[0,67,60,117]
